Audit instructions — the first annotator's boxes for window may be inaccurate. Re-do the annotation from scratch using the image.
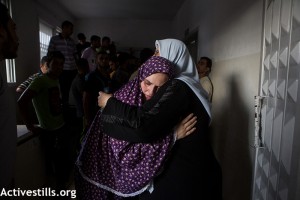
[39,21,53,59]
[5,59,15,83]
[1,0,16,83]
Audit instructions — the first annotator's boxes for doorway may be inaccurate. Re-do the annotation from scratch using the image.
[184,29,198,63]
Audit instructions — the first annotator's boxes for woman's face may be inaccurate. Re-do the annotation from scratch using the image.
[141,72,169,100]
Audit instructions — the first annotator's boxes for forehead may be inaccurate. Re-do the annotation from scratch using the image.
[63,24,73,29]
[144,73,163,80]
[145,72,168,80]
[198,59,208,65]
[144,73,169,86]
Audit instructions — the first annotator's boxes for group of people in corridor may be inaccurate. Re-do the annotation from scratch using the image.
[1,2,220,199]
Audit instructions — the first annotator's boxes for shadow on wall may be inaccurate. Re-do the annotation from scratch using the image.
[210,74,253,200]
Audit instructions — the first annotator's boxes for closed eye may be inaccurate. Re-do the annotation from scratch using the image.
[144,79,152,86]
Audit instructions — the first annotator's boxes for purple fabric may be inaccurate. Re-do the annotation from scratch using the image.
[76,56,175,199]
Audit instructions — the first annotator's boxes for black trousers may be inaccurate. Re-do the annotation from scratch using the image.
[59,70,77,110]
[39,125,75,190]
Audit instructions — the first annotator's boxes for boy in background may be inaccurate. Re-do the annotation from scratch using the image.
[18,51,72,190]
[16,56,48,93]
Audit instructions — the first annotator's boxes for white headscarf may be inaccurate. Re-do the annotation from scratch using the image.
[155,38,211,119]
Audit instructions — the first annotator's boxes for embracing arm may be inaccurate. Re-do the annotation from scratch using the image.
[175,113,197,140]
[17,88,43,134]
[101,79,190,142]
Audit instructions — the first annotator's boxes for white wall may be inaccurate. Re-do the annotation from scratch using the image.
[172,0,264,199]
[34,0,75,28]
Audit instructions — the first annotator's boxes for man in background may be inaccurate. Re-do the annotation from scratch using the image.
[81,35,101,72]
[76,33,90,58]
[0,2,19,193]
[196,56,213,102]
[48,20,77,117]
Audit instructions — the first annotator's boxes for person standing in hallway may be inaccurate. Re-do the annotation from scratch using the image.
[196,56,214,102]
[76,33,91,58]
[70,58,89,147]
[0,2,19,193]
[48,20,77,117]
[81,35,101,72]
[83,51,112,128]
[18,51,73,190]
[99,36,115,55]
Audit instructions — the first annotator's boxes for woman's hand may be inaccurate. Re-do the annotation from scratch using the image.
[175,113,197,140]
[98,91,113,108]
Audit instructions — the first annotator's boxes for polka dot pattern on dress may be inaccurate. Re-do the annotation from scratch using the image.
[76,56,175,199]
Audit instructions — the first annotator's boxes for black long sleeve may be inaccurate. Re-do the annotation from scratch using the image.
[101,79,190,142]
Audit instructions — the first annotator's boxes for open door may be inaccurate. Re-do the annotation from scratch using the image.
[184,29,198,64]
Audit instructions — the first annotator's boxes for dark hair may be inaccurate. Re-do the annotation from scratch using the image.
[0,3,10,29]
[90,35,100,42]
[108,55,118,63]
[200,56,212,71]
[47,51,65,63]
[140,48,154,64]
[61,20,73,28]
[77,33,86,40]
[40,56,48,65]
[102,36,111,43]
[117,52,130,65]
[76,58,89,70]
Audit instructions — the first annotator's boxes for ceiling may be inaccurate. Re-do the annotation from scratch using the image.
[53,0,187,20]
